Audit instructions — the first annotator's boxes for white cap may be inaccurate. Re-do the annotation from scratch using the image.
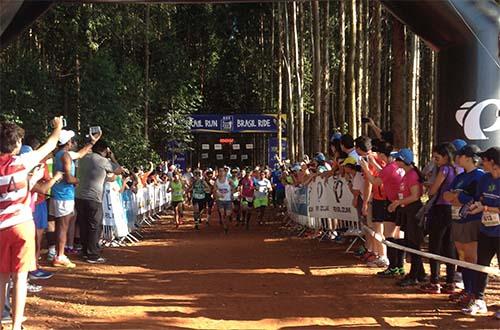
[58,130,75,145]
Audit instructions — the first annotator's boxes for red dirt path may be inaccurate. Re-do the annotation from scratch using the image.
[25,209,499,329]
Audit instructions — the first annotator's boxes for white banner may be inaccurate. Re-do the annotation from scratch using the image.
[102,182,129,238]
[307,177,359,222]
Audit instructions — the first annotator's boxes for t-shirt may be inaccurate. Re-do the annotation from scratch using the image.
[474,173,499,237]
[255,179,271,199]
[240,178,255,199]
[76,153,117,203]
[271,170,284,191]
[192,179,206,200]
[399,168,422,200]
[454,168,485,223]
[435,165,457,206]
[379,162,404,202]
[368,153,387,200]
[0,153,40,229]
[352,172,365,195]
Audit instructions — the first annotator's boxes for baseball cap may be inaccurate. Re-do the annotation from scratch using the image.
[341,157,357,167]
[478,147,500,166]
[314,152,326,162]
[58,130,75,145]
[393,148,414,165]
[330,132,342,142]
[19,145,33,155]
[456,144,481,158]
[452,139,467,152]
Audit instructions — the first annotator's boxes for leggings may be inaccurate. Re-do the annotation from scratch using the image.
[475,231,499,300]
[428,205,456,284]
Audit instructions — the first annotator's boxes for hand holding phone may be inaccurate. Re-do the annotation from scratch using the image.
[89,126,102,143]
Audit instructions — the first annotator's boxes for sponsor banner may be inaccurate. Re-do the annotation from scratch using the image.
[307,177,359,221]
[289,185,309,217]
[102,183,129,238]
[190,114,286,133]
[268,137,287,168]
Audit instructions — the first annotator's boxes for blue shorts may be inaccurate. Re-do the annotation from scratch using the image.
[33,201,48,230]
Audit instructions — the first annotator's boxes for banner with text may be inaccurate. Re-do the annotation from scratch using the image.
[190,114,286,133]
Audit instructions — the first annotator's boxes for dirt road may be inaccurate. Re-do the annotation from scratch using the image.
[25,210,499,329]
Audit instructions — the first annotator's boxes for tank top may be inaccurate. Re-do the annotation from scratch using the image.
[241,178,255,199]
[171,181,184,202]
[51,150,75,201]
[216,178,232,201]
[192,179,206,200]
[232,178,240,199]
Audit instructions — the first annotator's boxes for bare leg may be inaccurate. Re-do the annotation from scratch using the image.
[11,272,28,330]
[373,222,386,257]
[56,214,73,257]
[66,214,76,249]
[0,273,9,321]
[35,229,44,267]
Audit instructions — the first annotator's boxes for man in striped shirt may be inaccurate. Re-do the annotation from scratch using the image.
[0,117,63,330]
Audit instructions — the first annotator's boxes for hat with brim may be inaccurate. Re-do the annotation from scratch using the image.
[58,130,75,145]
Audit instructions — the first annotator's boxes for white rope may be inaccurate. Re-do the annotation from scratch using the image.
[362,224,500,277]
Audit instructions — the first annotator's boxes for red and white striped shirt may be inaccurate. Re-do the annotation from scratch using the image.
[0,153,39,229]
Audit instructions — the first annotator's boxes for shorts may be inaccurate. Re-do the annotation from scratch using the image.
[206,195,214,208]
[372,199,389,223]
[254,197,268,208]
[452,221,481,243]
[192,198,206,211]
[0,221,36,273]
[49,199,75,218]
[217,200,232,211]
[241,197,254,208]
[172,200,183,208]
[233,200,241,206]
[33,201,48,230]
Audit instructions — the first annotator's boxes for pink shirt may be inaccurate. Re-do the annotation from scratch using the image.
[240,178,254,198]
[379,161,404,201]
[400,168,423,199]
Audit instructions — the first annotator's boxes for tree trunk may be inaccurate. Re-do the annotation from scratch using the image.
[75,54,81,135]
[356,0,363,135]
[311,0,321,152]
[390,17,405,148]
[346,0,357,137]
[321,1,330,152]
[407,33,419,155]
[284,3,296,161]
[338,0,346,132]
[369,2,382,128]
[362,0,369,136]
[291,1,304,160]
[144,5,150,140]
[275,3,283,161]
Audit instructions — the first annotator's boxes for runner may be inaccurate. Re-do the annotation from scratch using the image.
[169,172,185,228]
[240,169,255,230]
[254,170,272,226]
[203,168,215,225]
[463,147,499,316]
[230,168,242,225]
[191,169,210,230]
[214,168,233,234]
[419,143,458,294]
[443,145,485,307]
[388,148,426,287]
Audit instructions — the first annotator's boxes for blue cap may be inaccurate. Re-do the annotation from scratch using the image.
[452,139,467,152]
[330,132,342,142]
[394,148,414,165]
[19,145,33,155]
[314,152,326,162]
[291,163,301,172]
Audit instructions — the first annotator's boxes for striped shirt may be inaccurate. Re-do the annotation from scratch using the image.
[0,153,39,229]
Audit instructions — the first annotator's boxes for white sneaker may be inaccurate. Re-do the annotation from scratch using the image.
[367,257,389,268]
[462,299,488,316]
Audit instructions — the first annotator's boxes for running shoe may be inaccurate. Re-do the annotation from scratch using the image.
[87,257,106,264]
[0,316,12,325]
[377,267,401,278]
[46,250,56,262]
[458,293,475,308]
[53,255,76,268]
[354,246,367,258]
[462,299,487,316]
[65,247,79,255]
[441,283,456,294]
[367,257,389,268]
[27,283,43,293]
[418,283,441,294]
[29,269,53,280]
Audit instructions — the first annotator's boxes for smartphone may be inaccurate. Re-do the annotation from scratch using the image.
[89,126,101,136]
[361,117,370,124]
[50,117,66,128]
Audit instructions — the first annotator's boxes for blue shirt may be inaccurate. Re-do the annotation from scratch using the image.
[51,150,76,201]
[272,170,284,191]
[454,168,485,223]
[475,173,500,237]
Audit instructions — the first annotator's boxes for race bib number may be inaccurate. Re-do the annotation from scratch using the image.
[398,193,404,201]
[481,212,500,227]
[193,192,205,200]
[451,206,461,220]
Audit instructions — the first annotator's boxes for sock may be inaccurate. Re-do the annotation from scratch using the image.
[386,238,396,269]
[48,245,56,255]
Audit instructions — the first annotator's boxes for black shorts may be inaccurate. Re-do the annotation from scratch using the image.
[205,195,214,207]
[233,200,240,206]
[192,198,206,211]
[372,199,389,223]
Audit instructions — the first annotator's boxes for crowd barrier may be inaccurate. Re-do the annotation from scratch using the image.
[285,176,499,277]
[101,182,171,245]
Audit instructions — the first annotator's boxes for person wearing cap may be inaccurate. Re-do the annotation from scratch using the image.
[461,147,499,316]
[49,129,102,268]
[388,148,426,287]
[443,144,485,307]
[0,117,63,330]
